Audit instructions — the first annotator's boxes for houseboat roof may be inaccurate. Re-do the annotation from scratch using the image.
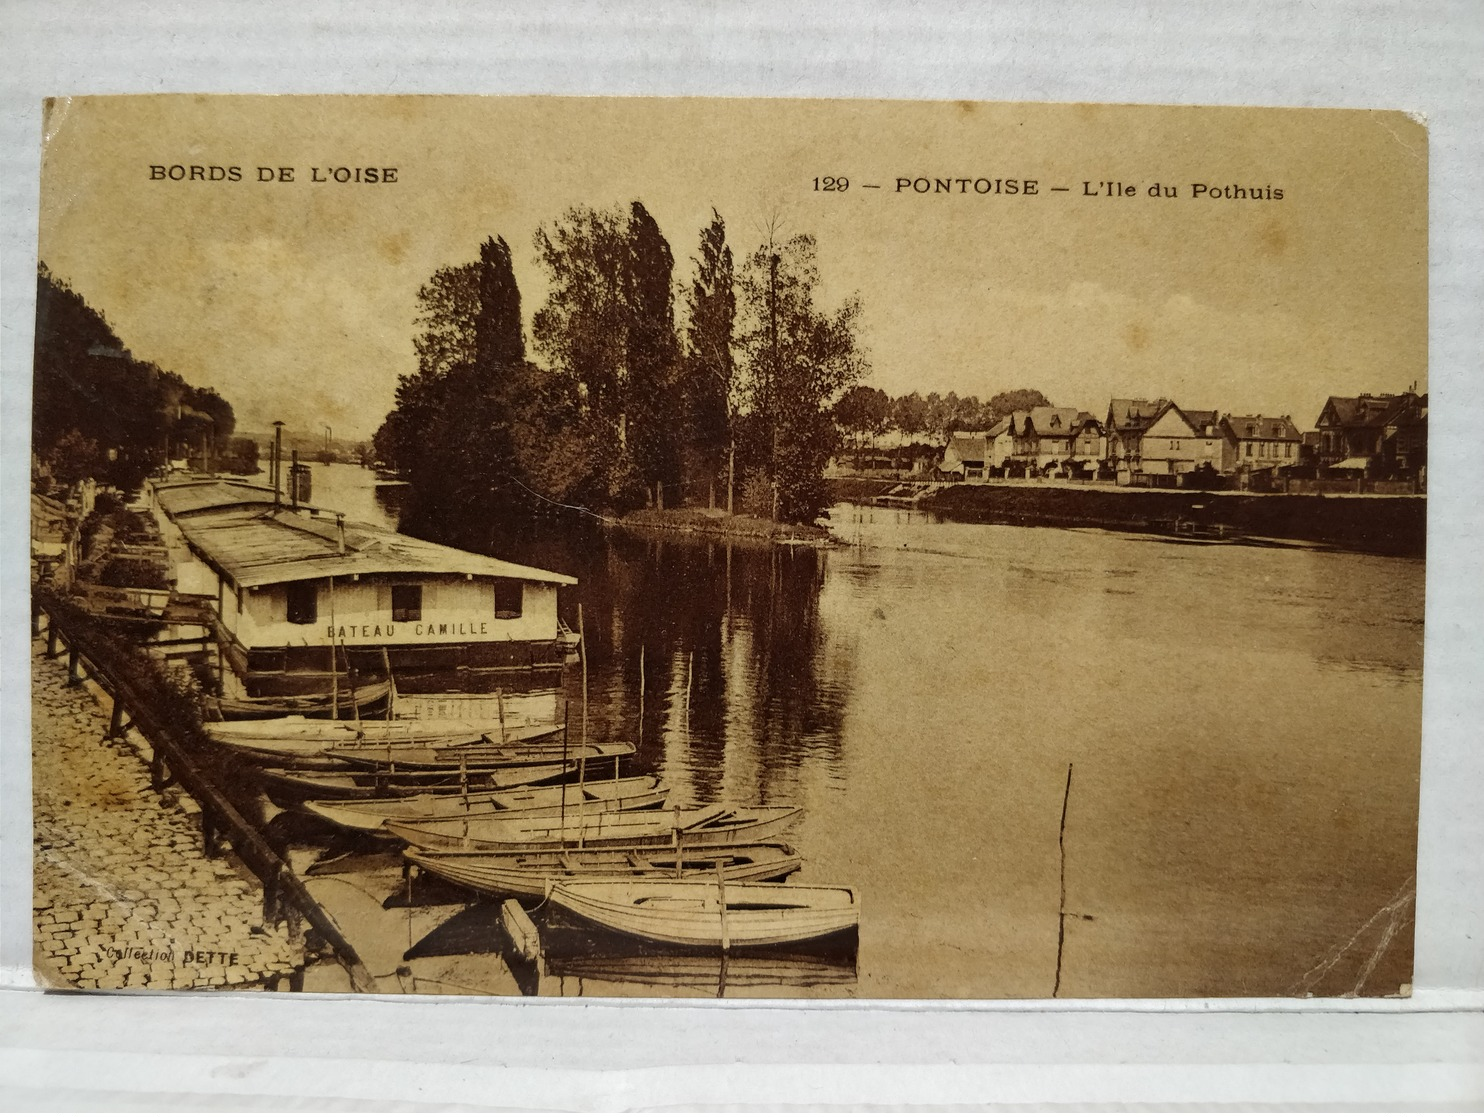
[154,479,577,589]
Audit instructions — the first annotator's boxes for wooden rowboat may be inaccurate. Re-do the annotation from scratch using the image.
[404,843,803,900]
[302,776,668,835]
[252,762,577,804]
[209,679,392,720]
[386,804,802,852]
[326,739,632,771]
[546,879,860,948]
[208,717,563,764]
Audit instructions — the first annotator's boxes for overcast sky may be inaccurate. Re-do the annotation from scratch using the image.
[37,96,1426,440]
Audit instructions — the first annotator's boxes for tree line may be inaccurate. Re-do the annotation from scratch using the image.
[373,203,868,529]
[33,265,248,493]
[833,385,1053,448]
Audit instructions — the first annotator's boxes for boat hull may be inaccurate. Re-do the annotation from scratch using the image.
[386,805,802,852]
[547,880,860,948]
[304,780,668,835]
[253,762,577,804]
[405,843,803,901]
[326,739,631,771]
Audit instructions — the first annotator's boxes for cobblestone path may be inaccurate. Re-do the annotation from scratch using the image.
[32,643,304,990]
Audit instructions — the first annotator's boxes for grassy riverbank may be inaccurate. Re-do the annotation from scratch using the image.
[615,507,833,543]
[918,484,1426,557]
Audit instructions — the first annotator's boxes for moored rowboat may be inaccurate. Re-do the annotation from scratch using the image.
[209,678,393,720]
[302,776,668,834]
[404,843,803,900]
[546,879,860,948]
[386,804,802,852]
[206,715,562,763]
[252,762,577,803]
[326,739,632,771]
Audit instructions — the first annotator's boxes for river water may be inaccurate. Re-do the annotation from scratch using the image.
[297,464,1422,999]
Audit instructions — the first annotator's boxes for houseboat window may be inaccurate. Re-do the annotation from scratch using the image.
[392,584,423,622]
[286,582,317,625]
[494,580,523,619]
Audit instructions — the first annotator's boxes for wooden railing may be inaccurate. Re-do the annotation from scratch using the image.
[32,586,377,994]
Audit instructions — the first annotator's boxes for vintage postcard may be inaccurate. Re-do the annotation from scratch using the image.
[29,96,1424,999]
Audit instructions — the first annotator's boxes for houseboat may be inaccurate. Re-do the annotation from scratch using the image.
[148,478,577,702]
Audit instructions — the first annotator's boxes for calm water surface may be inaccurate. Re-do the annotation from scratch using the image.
[298,465,1423,999]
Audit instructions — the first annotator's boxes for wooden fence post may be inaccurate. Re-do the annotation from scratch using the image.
[67,646,83,686]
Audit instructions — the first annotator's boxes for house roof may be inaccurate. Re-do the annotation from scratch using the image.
[1106,398,1167,432]
[1182,409,1220,434]
[155,480,576,589]
[1317,393,1424,431]
[986,417,1011,438]
[945,434,987,463]
[1023,407,1081,436]
[1222,415,1302,441]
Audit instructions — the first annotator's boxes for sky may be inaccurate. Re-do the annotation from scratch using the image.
[37,96,1426,441]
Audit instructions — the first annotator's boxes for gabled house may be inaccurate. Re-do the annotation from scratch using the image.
[1220,414,1303,474]
[1009,407,1082,473]
[1068,412,1105,474]
[1314,392,1427,477]
[1109,400,1223,482]
[939,434,989,481]
[986,416,1016,470]
[1104,398,1167,477]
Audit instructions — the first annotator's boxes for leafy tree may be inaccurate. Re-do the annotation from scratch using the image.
[625,202,683,507]
[834,385,892,449]
[987,388,1052,422]
[737,234,867,522]
[683,209,736,510]
[892,391,928,441]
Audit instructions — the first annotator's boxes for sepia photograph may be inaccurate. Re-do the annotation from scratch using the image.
[28,95,1426,1000]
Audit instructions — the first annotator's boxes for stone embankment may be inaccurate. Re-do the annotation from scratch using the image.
[31,643,304,990]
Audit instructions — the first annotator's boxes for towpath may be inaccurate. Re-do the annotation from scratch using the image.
[31,641,304,990]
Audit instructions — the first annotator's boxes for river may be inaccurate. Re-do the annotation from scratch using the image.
[295,464,1423,999]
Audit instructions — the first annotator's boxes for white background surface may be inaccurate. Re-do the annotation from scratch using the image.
[1,1,1481,1108]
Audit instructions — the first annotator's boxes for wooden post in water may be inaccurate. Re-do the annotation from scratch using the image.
[328,575,338,718]
[381,646,395,721]
[638,643,645,750]
[578,604,588,745]
[1053,762,1074,998]
[716,860,730,953]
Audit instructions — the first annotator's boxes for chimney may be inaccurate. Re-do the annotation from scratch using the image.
[335,513,346,554]
[290,450,300,509]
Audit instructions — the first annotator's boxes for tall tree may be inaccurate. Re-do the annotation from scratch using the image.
[474,235,525,374]
[683,209,736,510]
[737,233,867,522]
[624,202,683,508]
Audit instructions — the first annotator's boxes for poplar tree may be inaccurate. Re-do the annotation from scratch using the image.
[625,202,683,509]
[684,209,736,511]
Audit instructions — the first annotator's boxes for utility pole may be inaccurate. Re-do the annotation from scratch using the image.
[272,420,284,509]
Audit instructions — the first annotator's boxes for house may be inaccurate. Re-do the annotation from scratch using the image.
[149,478,577,698]
[1104,398,1167,478]
[939,434,989,481]
[1067,412,1105,475]
[1220,414,1303,474]
[1314,392,1427,477]
[1105,399,1222,483]
[1105,399,1221,482]
[986,416,1016,471]
[1011,407,1083,474]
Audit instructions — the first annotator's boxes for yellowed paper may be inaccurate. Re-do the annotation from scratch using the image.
[31,96,1424,998]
